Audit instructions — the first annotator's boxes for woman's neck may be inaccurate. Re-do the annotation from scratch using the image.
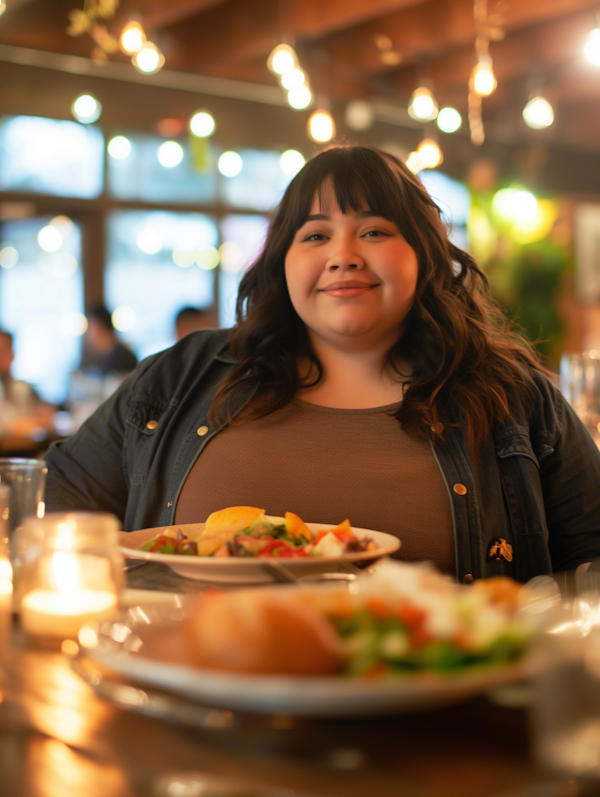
[299,336,408,409]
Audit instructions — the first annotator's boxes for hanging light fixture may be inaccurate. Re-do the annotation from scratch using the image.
[133,41,165,74]
[408,87,439,121]
[267,44,297,76]
[471,54,497,97]
[119,21,145,55]
[405,139,443,173]
[436,107,462,133]
[522,96,554,130]
[308,110,335,143]
[189,110,216,138]
[585,23,600,66]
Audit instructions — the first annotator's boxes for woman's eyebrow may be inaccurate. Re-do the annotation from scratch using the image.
[303,210,379,223]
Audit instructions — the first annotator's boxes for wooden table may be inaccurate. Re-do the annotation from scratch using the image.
[0,564,580,797]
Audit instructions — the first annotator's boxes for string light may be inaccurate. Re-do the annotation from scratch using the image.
[189,111,215,138]
[107,136,132,159]
[267,44,297,76]
[308,111,335,143]
[436,107,462,133]
[218,151,243,177]
[584,26,600,66]
[288,85,312,109]
[281,68,306,90]
[408,87,438,121]
[0,2,6,17]
[119,21,145,55]
[71,94,102,124]
[405,139,443,173]
[345,100,374,131]
[133,41,165,74]
[471,54,497,96]
[523,96,554,129]
[280,150,306,175]
[157,141,183,168]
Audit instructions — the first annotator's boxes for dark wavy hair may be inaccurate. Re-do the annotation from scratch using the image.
[210,146,542,455]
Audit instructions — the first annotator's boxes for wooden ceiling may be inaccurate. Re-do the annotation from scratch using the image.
[1,0,600,152]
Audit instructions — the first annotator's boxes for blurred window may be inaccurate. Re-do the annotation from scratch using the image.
[219,149,292,212]
[0,216,84,403]
[0,115,104,199]
[107,134,217,204]
[105,210,217,360]
[419,170,470,249]
[219,214,269,328]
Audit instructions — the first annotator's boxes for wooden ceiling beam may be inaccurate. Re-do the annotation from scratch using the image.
[123,0,230,32]
[322,0,600,77]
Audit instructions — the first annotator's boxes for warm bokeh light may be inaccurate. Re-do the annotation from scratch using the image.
[38,226,63,253]
[0,2,6,18]
[0,246,18,269]
[472,56,497,96]
[513,190,538,220]
[308,110,335,143]
[133,41,165,74]
[406,139,443,172]
[71,94,102,124]
[157,141,183,168]
[408,87,438,121]
[137,229,162,254]
[345,100,374,131]
[585,28,600,66]
[523,96,554,129]
[287,85,312,110]
[218,151,243,177]
[189,110,215,138]
[268,44,297,75]
[219,241,244,273]
[119,21,145,55]
[437,107,462,133]
[281,68,306,90]
[108,136,132,159]
[196,246,220,270]
[280,149,305,175]
[172,248,195,268]
[112,306,137,332]
[61,312,88,337]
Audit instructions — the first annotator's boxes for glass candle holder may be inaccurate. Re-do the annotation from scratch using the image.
[18,512,123,639]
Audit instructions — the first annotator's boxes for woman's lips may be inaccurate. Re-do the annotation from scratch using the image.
[319,281,379,298]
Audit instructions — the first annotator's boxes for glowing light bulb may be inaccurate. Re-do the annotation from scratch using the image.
[218,151,243,177]
[584,28,600,66]
[436,107,462,133]
[0,1,6,17]
[522,96,554,130]
[133,41,165,74]
[108,136,132,159]
[189,111,215,138]
[287,85,312,110]
[308,110,335,143]
[72,94,102,124]
[472,55,497,97]
[406,139,443,172]
[120,21,145,55]
[345,100,374,131]
[268,44,297,75]
[513,191,537,220]
[281,68,306,90]
[280,149,305,175]
[38,225,63,252]
[0,246,18,269]
[157,141,183,168]
[408,87,438,121]
[112,306,137,332]
[196,247,220,270]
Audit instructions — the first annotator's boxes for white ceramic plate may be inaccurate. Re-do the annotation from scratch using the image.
[119,523,400,584]
[86,603,538,717]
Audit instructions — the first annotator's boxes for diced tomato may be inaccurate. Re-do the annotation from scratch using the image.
[398,604,427,629]
[366,597,391,619]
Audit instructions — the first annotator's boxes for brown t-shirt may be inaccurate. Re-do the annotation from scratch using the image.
[175,399,455,574]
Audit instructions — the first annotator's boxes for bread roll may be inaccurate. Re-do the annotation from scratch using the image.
[202,506,265,539]
[185,589,342,675]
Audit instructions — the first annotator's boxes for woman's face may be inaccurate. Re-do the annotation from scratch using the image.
[284,182,419,352]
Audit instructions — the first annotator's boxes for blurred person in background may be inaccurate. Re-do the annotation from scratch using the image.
[81,305,138,376]
[175,306,212,340]
[0,329,54,434]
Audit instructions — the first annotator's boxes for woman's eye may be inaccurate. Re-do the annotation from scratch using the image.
[363,229,389,238]
[304,232,326,241]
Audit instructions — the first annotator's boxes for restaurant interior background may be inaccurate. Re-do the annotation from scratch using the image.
[0,0,599,420]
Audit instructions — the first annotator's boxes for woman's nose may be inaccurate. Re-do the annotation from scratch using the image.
[325,240,365,271]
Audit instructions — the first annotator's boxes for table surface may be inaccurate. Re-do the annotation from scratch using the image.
[0,562,580,797]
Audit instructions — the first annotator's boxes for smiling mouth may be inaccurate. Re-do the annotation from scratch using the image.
[319,281,380,294]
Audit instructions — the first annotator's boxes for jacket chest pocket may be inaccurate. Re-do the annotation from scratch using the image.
[495,434,547,538]
[125,395,169,483]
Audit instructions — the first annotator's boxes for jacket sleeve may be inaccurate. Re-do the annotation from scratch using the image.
[536,374,600,571]
[43,368,140,522]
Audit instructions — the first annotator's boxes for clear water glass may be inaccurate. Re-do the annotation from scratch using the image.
[0,458,47,535]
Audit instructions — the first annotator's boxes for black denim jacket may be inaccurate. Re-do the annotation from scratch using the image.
[45,329,600,583]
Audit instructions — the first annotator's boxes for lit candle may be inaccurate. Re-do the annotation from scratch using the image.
[21,588,117,638]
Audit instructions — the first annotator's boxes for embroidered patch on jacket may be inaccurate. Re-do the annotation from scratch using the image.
[486,537,513,562]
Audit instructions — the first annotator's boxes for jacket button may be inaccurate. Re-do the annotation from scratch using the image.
[167,501,173,508]
[453,483,467,495]
[146,420,158,430]
[197,426,208,436]
[463,574,474,585]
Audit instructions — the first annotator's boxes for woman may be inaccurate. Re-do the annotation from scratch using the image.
[45,146,600,582]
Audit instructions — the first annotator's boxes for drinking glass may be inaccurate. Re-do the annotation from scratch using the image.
[560,351,600,446]
[18,512,123,639]
[0,458,47,536]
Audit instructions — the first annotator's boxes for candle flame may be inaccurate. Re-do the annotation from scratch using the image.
[52,552,80,593]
